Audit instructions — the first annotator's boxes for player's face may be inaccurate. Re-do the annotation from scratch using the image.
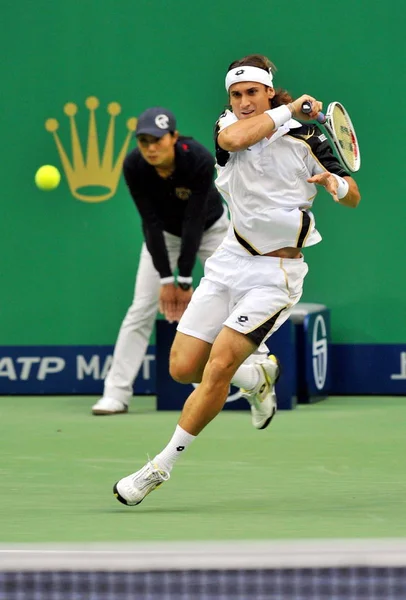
[137,132,178,167]
[229,82,275,120]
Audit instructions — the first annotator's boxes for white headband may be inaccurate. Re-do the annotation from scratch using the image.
[225,66,273,92]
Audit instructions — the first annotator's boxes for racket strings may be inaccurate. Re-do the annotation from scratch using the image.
[332,105,358,171]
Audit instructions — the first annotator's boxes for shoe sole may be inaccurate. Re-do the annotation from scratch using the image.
[92,407,128,416]
[113,482,143,506]
[255,354,280,431]
[257,406,277,430]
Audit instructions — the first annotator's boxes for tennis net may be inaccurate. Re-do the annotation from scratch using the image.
[2,539,406,599]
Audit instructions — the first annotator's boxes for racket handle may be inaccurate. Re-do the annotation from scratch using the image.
[301,101,326,124]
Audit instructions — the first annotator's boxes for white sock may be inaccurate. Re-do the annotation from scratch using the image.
[153,425,196,472]
[231,363,260,390]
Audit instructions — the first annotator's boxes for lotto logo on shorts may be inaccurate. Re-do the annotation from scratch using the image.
[237,315,248,323]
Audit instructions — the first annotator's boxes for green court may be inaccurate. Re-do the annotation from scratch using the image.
[2,396,406,543]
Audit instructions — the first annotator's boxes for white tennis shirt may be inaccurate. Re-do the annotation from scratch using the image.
[215,109,330,256]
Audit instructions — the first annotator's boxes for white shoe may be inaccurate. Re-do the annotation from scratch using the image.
[241,354,280,430]
[113,461,170,506]
[92,396,128,415]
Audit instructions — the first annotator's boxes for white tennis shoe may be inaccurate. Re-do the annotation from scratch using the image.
[241,354,280,430]
[92,397,128,415]
[113,461,170,506]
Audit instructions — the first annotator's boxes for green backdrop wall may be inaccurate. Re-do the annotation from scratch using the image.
[1,0,404,346]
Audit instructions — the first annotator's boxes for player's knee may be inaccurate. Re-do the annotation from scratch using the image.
[169,353,197,384]
[205,355,235,386]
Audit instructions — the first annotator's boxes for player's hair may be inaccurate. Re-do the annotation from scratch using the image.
[227,54,293,107]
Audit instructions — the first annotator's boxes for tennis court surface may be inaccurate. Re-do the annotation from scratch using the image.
[2,395,406,598]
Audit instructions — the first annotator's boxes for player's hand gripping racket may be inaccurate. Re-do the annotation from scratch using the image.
[302,101,361,172]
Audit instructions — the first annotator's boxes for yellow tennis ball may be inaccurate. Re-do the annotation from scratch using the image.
[35,165,61,191]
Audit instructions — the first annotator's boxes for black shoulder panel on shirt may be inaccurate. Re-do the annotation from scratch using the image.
[286,123,350,177]
[214,113,231,167]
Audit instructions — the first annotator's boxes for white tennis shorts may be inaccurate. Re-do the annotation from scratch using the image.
[177,246,309,346]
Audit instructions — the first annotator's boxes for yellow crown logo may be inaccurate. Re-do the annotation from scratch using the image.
[45,97,137,202]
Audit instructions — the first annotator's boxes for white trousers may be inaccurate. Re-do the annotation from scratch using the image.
[104,210,229,403]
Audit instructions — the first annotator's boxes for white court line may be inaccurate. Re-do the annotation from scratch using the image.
[1,539,406,570]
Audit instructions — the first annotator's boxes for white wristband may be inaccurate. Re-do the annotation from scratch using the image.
[177,276,193,284]
[160,276,175,285]
[331,174,349,199]
[265,105,292,130]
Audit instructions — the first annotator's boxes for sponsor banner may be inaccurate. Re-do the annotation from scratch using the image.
[1,340,405,397]
[0,346,155,395]
[296,310,331,403]
[330,345,406,395]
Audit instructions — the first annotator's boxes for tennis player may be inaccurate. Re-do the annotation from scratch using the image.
[113,55,361,505]
[92,107,229,415]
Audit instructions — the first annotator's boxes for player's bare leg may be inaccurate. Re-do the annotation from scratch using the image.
[170,331,278,399]
[113,328,252,505]
[113,328,280,505]
[177,327,255,435]
[169,332,212,384]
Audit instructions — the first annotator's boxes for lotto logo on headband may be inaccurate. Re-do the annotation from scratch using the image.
[225,66,273,92]
[155,114,170,129]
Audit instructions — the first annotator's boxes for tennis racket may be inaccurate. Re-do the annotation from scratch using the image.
[301,101,361,172]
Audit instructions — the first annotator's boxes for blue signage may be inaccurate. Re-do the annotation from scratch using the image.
[331,344,406,395]
[1,338,405,397]
[0,346,156,395]
[298,309,331,402]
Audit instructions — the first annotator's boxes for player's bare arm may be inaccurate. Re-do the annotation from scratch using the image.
[218,112,278,151]
[218,94,322,152]
[340,177,361,207]
[308,172,361,207]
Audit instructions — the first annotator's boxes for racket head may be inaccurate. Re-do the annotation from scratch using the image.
[324,102,361,172]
